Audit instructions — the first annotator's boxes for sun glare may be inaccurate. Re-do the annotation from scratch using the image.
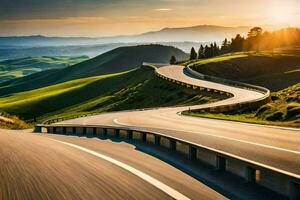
[267,2,293,24]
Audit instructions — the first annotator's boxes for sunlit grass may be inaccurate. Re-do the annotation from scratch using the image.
[0,67,221,123]
[185,83,300,128]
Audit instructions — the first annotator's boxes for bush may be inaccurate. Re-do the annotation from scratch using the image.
[265,111,284,121]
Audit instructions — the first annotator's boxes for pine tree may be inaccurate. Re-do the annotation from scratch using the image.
[204,45,210,58]
[230,34,245,52]
[221,38,230,54]
[209,43,214,57]
[170,55,176,64]
[190,47,197,60]
[213,42,219,56]
[198,45,205,59]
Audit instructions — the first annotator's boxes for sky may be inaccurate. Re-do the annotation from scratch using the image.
[1,0,300,37]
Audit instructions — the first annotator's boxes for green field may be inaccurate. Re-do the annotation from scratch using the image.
[0,56,89,83]
[188,51,300,91]
[0,67,219,122]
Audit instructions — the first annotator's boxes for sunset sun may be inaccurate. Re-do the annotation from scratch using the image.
[267,3,293,24]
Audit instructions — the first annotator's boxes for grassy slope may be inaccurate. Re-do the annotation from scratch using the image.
[0,112,30,129]
[186,83,300,127]
[0,45,189,96]
[0,67,219,122]
[189,51,300,91]
[185,52,300,127]
[0,56,88,83]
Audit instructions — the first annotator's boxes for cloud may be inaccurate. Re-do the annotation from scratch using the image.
[155,8,173,11]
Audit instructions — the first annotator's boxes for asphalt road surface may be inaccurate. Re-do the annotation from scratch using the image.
[0,129,226,200]
[57,65,300,177]
[2,65,299,199]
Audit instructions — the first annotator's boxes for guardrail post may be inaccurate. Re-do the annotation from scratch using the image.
[72,127,76,135]
[216,155,226,171]
[169,139,176,151]
[93,127,97,137]
[83,127,87,136]
[127,130,133,139]
[141,132,147,142]
[103,128,107,137]
[188,146,197,161]
[34,126,42,133]
[114,129,120,138]
[154,135,161,146]
[245,166,256,183]
[289,181,300,200]
[62,127,67,135]
[53,127,57,134]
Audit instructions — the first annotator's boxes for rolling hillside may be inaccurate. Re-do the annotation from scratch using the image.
[0,45,189,96]
[185,51,300,127]
[0,56,88,83]
[0,67,219,122]
[189,52,300,91]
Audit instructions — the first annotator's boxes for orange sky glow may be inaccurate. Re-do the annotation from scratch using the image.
[1,0,299,36]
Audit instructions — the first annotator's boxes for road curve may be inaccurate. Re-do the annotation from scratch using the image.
[0,129,226,200]
[56,65,300,176]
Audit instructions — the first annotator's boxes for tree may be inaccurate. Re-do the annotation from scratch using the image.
[190,47,197,60]
[230,34,245,52]
[247,27,263,51]
[204,45,210,58]
[221,38,230,54]
[247,27,262,38]
[170,55,176,64]
[198,45,205,59]
[213,42,219,56]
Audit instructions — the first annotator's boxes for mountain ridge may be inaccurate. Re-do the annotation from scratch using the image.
[0,25,251,46]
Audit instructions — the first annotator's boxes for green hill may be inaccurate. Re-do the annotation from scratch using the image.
[0,67,219,122]
[188,52,300,91]
[0,56,88,83]
[0,45,189,96]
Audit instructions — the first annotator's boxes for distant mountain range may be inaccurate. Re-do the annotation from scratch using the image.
[0,25,251,47]
[0,42,203,60]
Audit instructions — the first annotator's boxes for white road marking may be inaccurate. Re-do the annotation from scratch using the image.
[113,118,128,126]
[113,119,300,155]
[177,111,300,132]
[51,139,191,200]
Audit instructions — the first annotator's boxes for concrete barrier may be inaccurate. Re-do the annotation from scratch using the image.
[185,64,271,113]
[34,123,300,199]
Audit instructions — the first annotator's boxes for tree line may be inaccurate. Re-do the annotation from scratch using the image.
[170,27,300,63]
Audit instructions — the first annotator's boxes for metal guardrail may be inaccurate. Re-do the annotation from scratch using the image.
[35,123,300,199]
[36,63,299,199]
[44,62,270,124]
[185,64,271,113]
[186,64,270,95]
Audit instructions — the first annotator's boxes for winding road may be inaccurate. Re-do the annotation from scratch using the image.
[1,64,299,199]
[57,65,300,176]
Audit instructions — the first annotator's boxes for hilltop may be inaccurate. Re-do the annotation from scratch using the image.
[188,52,300,91]
[185,51,300,127]
[0,44,189,96]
